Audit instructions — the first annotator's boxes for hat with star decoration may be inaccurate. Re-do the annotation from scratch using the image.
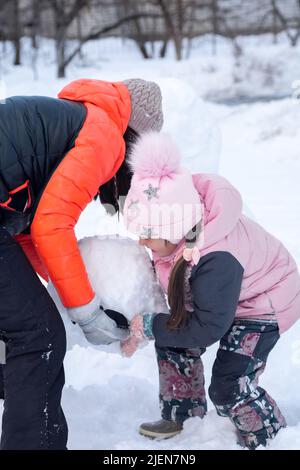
[123,132,202,243]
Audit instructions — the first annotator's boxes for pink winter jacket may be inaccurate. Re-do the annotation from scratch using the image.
[153,174,300,335]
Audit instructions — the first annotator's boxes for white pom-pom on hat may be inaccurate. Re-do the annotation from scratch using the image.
[129,132,181,179]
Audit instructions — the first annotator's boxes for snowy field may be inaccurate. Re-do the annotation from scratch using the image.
[0,34,300,450]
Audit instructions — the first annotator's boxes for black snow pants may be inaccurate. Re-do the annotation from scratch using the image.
[0,226,68,450]
[0,364,4,399]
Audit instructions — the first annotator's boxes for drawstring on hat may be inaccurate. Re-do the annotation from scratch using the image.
[183,246,201,266]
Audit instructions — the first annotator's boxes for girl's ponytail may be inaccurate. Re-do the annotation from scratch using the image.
[167,221,202,330]
[167,256,189,330]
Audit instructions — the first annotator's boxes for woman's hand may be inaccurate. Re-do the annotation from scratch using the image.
[68,296,129,345]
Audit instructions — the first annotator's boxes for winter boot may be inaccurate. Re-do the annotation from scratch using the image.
[139,419,183,439]
[236,430,263,450]
[236,430,247,449]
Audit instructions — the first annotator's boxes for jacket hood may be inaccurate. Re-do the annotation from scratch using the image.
[192,174,243,249]
[58,79,131,134]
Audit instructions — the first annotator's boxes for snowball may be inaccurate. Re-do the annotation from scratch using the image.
[48,236,168,353]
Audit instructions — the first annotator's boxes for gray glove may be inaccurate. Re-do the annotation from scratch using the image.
[67,296,129,345]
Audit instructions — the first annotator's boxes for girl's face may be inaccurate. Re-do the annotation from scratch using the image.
[139,238,177,257]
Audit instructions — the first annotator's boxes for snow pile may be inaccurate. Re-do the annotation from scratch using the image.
[156,78,221,174]
[48,236,168,352]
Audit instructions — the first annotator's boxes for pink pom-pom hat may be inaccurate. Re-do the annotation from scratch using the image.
[124,132,203,243]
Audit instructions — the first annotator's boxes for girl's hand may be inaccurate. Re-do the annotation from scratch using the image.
[121,315,145,357]
[121,314,155,357]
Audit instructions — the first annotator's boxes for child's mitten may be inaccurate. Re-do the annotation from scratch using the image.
[121,314,155,357]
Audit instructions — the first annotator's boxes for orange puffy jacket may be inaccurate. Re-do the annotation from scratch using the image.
[28,79,131,308]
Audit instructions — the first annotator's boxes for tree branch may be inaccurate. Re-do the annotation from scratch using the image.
[62,12,161,68]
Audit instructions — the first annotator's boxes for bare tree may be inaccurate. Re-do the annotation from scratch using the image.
[60,10,161,71]
[12,0,21,65]
[47,0,161,76]
[271,0,279,43]
[132,16,152,58]
[27,0,42,49]
[76,6,84,60]
[117,0,154,59]
[46,0,90,77]
[154,0,184,60]
[271,0,300,46]
[0,0,10,42]
[28,0,43,78]
[211,0,219,55]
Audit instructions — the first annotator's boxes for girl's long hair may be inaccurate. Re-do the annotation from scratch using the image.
[98,127,138,215]
[167,221,202,330]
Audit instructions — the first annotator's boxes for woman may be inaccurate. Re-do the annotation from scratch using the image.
[0,78,163,449]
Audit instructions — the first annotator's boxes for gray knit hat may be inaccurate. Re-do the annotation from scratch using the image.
[123,79,163,134]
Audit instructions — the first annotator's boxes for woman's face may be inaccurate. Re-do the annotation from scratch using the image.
[139,238,177,257]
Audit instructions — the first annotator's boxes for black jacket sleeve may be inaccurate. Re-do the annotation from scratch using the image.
[152,251,244,349]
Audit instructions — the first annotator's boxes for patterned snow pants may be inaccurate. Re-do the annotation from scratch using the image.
[156,319,286,449]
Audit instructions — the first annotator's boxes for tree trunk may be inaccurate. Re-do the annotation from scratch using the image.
[160,39,168,58]
[272,4,278,44]
[174,35,182,60]
[291,34,299,47]
[13,0,21,65]
[77,10,84,60]
[174,0,183,60]
[57,36,66,78]
[31,0,40,50]
[185,1,196,59]
[132,16,151,59]
[13,39,21,66]
[157,0,183,61]
[211,0,219,55]
[53,0,67,78]
[137,41,151,59]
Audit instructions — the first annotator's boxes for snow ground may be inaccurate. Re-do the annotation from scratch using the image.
[0,34,300,450]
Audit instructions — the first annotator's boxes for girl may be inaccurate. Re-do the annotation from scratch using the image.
[122,132,300,449]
